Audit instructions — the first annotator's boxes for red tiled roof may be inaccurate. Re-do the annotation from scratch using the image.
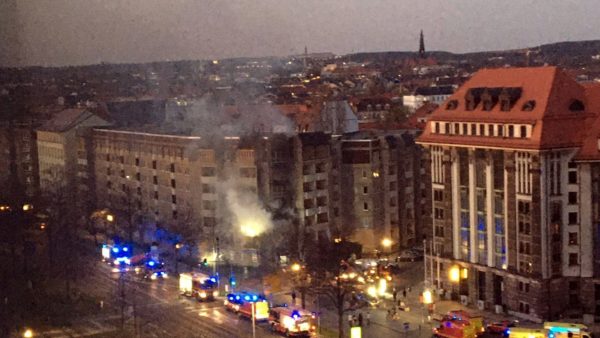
[405,102,438,130]
[417,66,598,150]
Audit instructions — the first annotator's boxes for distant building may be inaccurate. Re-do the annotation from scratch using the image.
[36,108,110,212]
[403,85,454,111]
[317,101,359,134]
[0,120,39,197]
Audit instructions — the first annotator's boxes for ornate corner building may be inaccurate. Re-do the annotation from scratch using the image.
[417,66,600,322]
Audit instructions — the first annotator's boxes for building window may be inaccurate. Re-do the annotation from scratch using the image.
[479,124,485,136]
[568,191,577,204]
[569,232,578,245]
[171,179,176,188]
[462,123,468,135]
[152,160,157,170]
[202,184,215,193]
[363,202,369,211]
[568,171,577,184]
[137,187,141,195]
[434,208,444,220]
[508,125,514,137]
[172,210,178,220]
[471,124,476,135]
[170,163,175,173]
[135,158,140,166]
[488,124,494,136]
[520,125,527,138]
[107,167,111,175]
[519,302,530,314]
[434,122,440,133]
[498,125,503,137]
[120,169,125,178]
[107,181,112,188]
[433,190,444,201]
[202,167,216,177]
[171,195,177,204]
[153,176,158,185]
[569,253,579,266]
[363,186,368,194]
[106,154,110,161]
[435,225,444,237]
[120,156,124,164]
[568,212,578,225]
[154,191,159,200]
[518,221,531,235]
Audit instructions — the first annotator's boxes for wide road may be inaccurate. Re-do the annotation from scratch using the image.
[49,260,281,338]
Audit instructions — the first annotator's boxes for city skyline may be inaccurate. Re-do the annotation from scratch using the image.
[2,0,600,67]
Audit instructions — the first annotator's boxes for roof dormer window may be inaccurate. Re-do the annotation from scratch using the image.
[522,100,536,111]
[569,99,585,112]
[446,100,458,110]
[465,88,484,111]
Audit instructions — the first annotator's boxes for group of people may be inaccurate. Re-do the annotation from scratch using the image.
[348,311,371,327]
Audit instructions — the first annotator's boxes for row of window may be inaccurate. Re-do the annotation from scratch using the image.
[432,122,531,139]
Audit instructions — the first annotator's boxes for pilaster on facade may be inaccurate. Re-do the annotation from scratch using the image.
[450,147,460,259]
[485,152,494,268]
[468,148,477,264]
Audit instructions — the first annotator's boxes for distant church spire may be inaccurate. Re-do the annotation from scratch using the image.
[419,30,426,58]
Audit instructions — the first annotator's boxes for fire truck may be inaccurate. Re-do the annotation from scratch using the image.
[101,243,132,270]
[268,306,316,337]
[179,272,218,301]
[224,292,269,321]
[508,322,591,338]
[433,310,484,338]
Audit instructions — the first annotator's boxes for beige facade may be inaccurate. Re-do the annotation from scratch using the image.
[92,129,258,243]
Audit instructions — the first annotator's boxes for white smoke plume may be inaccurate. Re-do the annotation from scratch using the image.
[225,187,273,238]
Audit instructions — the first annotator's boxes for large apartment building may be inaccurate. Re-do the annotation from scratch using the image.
[417,66,600,322]
[340,132,428,252]
[92,129,258,242]
[0,120,39,197]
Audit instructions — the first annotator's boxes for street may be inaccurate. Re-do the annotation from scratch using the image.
[38,259,280,338]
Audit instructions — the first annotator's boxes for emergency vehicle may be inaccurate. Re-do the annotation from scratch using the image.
[268,306,316,337]
[433,310,484,338]
[179,272,218,301]
[224,292,269,321]
[102,243,132,270]
[140,259,168,280]
[508,323,591,338]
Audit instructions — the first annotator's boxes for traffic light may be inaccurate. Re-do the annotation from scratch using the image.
[229,276,236,287]
[202,258,208,267]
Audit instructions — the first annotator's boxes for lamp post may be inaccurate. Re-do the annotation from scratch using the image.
[381,238,392,254]
[175,243,182,274]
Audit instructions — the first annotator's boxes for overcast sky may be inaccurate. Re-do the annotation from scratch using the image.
[1,0,599,67]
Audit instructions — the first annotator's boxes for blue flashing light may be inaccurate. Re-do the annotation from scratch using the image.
[292,310,300,319]
[112,247,119,253]
[123,247,128,252]
[445,321,452,328]
[244,296,250,301]
[506,330,511,335]
[252,295,258,301]
[148,261,155,267]
[210,277,216,283]
[235,295,240,300]
[228,296,234,301]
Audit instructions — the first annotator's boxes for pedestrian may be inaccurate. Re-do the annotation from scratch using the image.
[366,311,371,326]
[393,290,398,302]
[403,288,407,298]
[291,290,297,305]
[348,313,353,327]
[358,312,364,327]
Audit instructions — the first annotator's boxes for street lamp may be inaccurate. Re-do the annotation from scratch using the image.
[291,263,301,272]
[22,204,33,211]
[23,328,33,338]
[106,214,114,223]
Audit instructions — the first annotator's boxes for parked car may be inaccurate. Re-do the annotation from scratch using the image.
[397,250,422,262]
